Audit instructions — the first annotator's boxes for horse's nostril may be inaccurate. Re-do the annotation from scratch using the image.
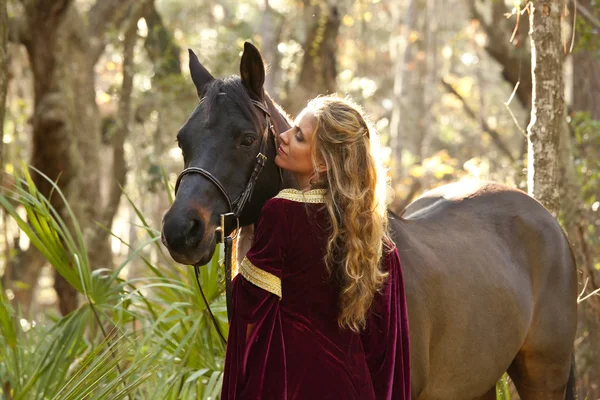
[162,211,206,253]
[185,218,204,245]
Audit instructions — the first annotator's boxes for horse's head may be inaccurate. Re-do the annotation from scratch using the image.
[161,42,292,266]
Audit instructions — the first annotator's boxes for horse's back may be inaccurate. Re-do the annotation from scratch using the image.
[390,181,577,399]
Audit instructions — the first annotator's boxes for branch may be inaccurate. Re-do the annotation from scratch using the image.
[467,0,532,110]
[573,1,600,30]
[441,78,516,162]
[578,278,600,303]
[88,0,135,63]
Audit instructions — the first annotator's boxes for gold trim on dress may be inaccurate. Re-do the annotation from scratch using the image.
[274,188,327,204]
[240,257,282,298]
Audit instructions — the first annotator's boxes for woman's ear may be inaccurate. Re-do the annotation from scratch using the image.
[315,155,328,174]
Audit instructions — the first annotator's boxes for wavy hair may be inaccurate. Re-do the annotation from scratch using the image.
[306,95,393,332]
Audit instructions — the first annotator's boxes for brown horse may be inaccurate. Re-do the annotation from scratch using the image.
[161,42,578,400]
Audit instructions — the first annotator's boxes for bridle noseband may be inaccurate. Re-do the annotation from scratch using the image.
[173,97,278,345]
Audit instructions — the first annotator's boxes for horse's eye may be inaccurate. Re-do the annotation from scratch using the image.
[241,135,256,147]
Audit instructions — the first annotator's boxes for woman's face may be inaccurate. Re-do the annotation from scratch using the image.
[275,109,318,190]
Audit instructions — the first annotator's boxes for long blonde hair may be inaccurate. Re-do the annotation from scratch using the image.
[307,95,392,332]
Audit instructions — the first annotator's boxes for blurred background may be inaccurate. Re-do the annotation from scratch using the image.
[0,0,598,398]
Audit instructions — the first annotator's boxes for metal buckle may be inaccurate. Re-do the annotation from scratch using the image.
[215,212,239,243]
[256,153,267,163]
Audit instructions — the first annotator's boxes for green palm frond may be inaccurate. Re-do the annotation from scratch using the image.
[1,166,229,399]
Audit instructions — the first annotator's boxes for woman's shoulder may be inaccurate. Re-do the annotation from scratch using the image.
[273,188,327,204]
[261,188,327,211]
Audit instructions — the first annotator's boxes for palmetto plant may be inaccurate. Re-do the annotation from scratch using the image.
[0,167,227,399]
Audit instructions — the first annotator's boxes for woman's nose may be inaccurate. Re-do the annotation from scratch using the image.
[279,129,290,144]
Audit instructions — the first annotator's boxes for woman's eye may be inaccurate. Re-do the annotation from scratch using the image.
[241,135,256,147]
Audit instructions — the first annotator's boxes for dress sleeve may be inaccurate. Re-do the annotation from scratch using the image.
[361,247,411,400]
[221,199,290,400]
[237,198,289,298]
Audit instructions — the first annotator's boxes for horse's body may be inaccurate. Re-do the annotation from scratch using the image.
[161,43,578,399]
[395,181,577,399]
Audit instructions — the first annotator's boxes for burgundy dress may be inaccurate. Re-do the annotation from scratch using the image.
[221,189,410,400]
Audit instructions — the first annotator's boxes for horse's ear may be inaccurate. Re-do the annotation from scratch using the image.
[189,48,214,98]
[240,42,265,98]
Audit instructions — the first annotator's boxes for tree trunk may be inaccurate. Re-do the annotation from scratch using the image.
[282,0,340,115]
[18,0,133,314]
[390,0,427,178]
[260,0,284,97]
[0,0,6,168]
[526,0,564,216]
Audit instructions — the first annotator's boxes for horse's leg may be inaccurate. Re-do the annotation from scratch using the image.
[507,351,572,400]
[472,387,496,400]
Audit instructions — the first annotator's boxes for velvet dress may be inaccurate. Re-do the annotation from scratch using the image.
[221,188,411,400]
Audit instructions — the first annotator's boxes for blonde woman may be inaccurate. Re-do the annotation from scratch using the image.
[222,95,410,399]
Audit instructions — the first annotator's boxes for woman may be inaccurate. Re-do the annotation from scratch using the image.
[222,95,410,399]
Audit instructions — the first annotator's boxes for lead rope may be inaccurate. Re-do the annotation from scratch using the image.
[193,231,233,346]
[194,265,227,344]
[198,214,237,346]
[224,236,234,324]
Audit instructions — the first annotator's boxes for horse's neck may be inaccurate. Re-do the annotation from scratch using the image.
[265,95,298,191]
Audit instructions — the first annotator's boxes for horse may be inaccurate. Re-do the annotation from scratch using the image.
[161,42,578,400]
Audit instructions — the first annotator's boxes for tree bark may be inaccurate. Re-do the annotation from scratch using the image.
[526,0,564,216]
[22,1,94,315]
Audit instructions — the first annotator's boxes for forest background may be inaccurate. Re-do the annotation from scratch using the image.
[0,0,599,398]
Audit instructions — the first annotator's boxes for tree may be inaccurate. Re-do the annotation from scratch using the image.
[281,0,341,115]
[0,0,6,167]
[562,1,600,395]
[260,0,284,95]
[389,0,427,178]
[527,0,564,215]
[7,0,143,314]
[468,0,533,161]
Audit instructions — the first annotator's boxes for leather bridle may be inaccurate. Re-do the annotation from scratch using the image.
[173,97,279,344]
[174,99,276,222]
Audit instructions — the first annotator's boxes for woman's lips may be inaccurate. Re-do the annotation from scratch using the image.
[278,146,286,155]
